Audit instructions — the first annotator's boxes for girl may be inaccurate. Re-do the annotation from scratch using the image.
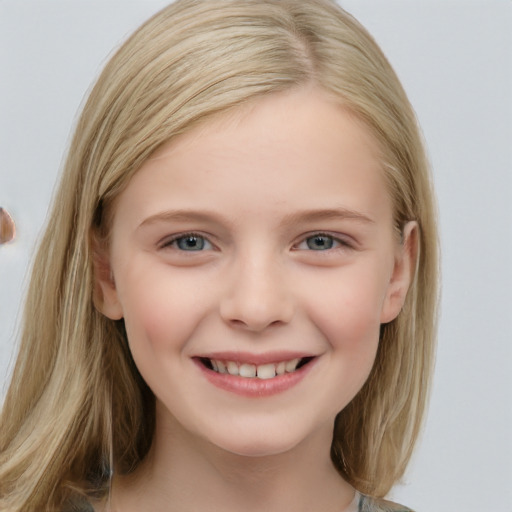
[0,1,438,511]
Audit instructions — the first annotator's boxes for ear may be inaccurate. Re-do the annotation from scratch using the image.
[380,221,419,324]
[91,233,124,320]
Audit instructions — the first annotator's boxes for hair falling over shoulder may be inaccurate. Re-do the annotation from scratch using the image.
[0,1,439,510]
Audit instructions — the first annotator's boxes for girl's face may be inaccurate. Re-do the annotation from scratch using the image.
[97,87,415,458]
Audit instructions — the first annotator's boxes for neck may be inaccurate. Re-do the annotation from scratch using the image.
[109,409,355,512]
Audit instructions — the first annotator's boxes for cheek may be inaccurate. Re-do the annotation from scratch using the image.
[313,273,385,409]
[116,262,209,356]
[303,266,389,351]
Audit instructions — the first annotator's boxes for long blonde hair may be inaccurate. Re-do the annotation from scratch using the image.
[0,1,438,509]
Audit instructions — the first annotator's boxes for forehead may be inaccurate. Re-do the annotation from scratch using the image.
[113,87,392,228]
[154,86,383,164]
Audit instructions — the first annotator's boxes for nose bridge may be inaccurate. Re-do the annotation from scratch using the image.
[220,245,294,331]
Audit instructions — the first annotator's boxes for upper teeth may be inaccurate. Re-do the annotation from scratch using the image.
[210,358,301,380]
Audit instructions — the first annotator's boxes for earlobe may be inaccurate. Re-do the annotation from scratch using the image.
[91,234,124,320]
[380,221,419,324]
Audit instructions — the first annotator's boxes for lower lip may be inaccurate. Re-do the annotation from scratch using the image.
[194,359,316,397]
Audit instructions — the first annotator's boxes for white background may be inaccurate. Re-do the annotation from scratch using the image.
[1,1,511,510]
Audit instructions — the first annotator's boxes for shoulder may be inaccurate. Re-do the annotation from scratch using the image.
[358,493,414,512]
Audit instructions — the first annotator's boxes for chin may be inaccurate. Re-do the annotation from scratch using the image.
[220,440,298,459]
[204,423,316,459]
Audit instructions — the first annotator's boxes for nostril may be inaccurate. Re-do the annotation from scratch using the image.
[229,319,247,328]
[229,318,285,332]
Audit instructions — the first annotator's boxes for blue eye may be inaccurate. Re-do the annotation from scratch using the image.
[305,234,337,250]
[167,234,212,251]
[294,233,348,252]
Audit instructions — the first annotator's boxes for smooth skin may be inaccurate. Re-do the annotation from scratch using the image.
[95,86,417,512]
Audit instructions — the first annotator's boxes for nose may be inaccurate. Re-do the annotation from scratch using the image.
[219,253,294,332]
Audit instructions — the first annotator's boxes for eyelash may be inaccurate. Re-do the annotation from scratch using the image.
[160,232,352,253]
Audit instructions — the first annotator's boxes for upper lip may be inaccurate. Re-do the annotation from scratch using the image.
[192,351,317,365]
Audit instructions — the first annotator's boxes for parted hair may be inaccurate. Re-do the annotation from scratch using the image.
[0,1,438,510]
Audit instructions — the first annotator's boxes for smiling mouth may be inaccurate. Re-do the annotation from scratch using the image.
[198,357,314,380]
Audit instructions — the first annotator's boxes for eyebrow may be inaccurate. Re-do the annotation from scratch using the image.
[279,208,375,229]
[138,210,228,229]
[138,207,374,230]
